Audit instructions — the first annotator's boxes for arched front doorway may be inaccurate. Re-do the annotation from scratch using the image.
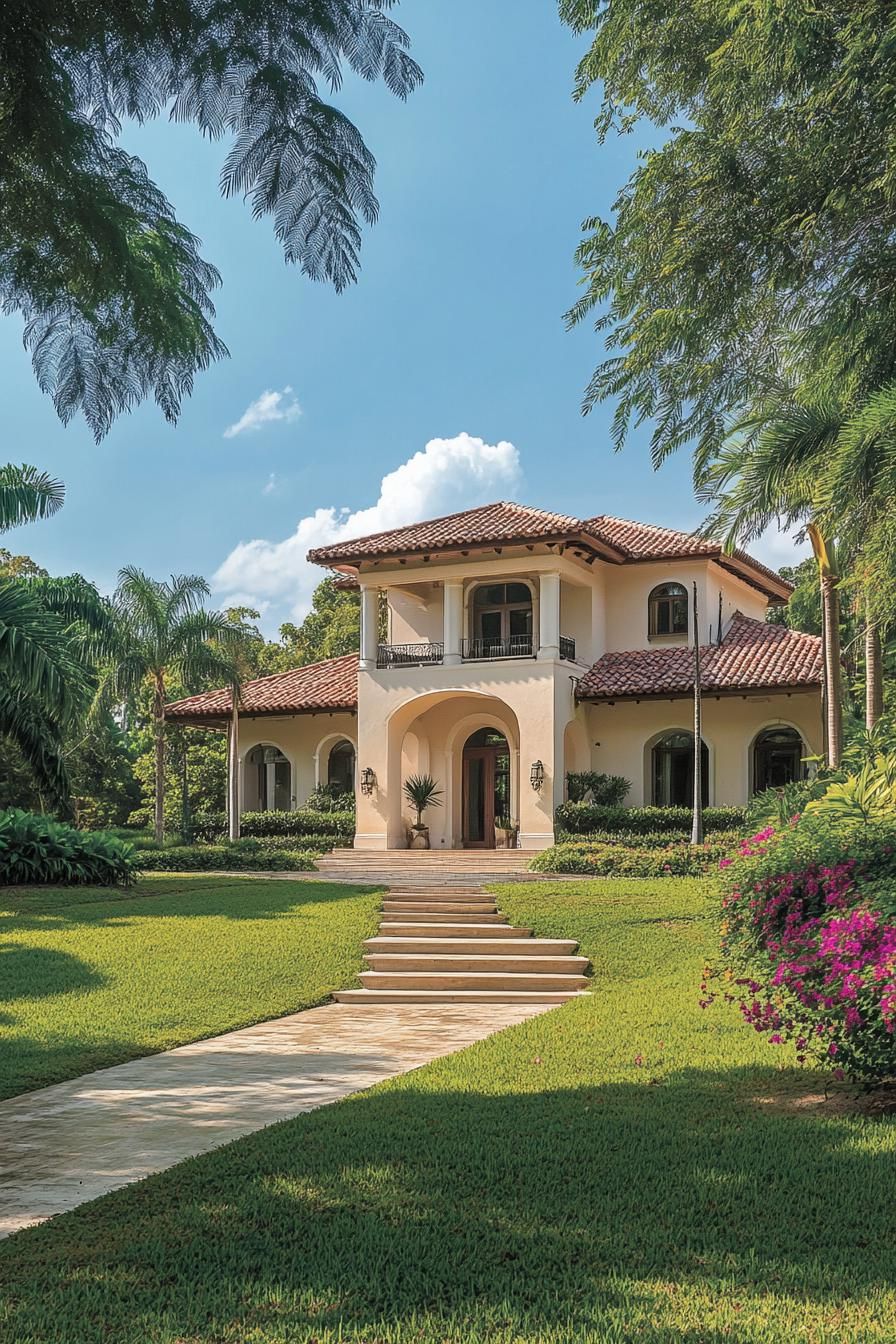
[753,726,805,792]
[246,744,291,811]
[651,731,708,807]
[462,727,511,847]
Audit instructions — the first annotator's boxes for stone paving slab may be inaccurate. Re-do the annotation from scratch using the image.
[0,1001,550,1239]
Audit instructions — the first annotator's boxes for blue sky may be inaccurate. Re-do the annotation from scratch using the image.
[4,1,802,631]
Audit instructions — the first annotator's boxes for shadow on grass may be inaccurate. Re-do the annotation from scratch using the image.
[0,876,379,933]
[0,942,106,1002]
[2,1066,894,1341]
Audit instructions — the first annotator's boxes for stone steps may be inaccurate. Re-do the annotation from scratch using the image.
[332,882,591,1005]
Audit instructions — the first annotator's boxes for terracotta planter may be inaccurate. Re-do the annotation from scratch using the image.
[409,827,430,850]
[494,826,517,850]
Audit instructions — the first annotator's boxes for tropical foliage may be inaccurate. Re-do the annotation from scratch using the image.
[403,773,443,829]
[0,808,136,886]
[2,1,421,437]
[564,771,630,805]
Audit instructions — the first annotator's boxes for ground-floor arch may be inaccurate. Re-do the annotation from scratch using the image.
[646,729,710,807]
[751,724,807,793]
[243,743,293,812]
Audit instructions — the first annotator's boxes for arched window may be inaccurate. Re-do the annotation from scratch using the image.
[246,744,291,811]
[753,727,805,793]
[649,583,688,637]
[327,739,356,792]
[651,731,708,807]
[470,582,533,657]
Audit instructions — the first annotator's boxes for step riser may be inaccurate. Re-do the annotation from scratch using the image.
[381,903,499,914]
[359,973,590,991]
[365,956,589,974]
[334,990,586,1004]
[364,938,579,956]
[378,923,531,938]
[379,911,505,924]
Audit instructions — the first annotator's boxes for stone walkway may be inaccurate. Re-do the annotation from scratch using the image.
[0,1001,550,1239]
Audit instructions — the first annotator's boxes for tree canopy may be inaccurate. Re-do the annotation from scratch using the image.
[563,1,896,464]
[1,1,421,438]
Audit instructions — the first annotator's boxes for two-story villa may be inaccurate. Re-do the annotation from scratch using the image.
[167,501,823,850]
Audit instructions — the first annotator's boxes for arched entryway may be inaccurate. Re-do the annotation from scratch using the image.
[462,727,511,848]
[327,738,356,792]
[245,744,292,811]
[752,726,805,792]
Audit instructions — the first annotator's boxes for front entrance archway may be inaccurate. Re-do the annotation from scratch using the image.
[462,728,510,848]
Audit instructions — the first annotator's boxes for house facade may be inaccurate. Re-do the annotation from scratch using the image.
[166,502,823,850]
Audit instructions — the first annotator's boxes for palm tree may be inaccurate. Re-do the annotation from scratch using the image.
[696,390,847,766]
[98,570,246,842]
[0,464,115,806]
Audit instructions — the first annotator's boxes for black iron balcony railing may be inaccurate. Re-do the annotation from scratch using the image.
[376,642,444,669]
[559,634,576,661]
[462,635,534,660]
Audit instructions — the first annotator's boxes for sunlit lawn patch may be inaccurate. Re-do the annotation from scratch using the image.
[2,877,895,1341]
[0,875,380,1099]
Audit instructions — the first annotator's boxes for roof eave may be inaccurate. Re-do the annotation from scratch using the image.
[576,678,821,704]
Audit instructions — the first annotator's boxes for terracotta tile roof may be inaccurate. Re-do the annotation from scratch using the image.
[165,653,358,723]
[307,501,586,563]
[307,501,791,599]
[576,613,822,701]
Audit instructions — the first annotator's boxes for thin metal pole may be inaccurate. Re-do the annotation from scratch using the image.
[691,582,704,845]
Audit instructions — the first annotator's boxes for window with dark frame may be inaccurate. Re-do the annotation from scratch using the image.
[648,582,688,637]
[471,582,533,654]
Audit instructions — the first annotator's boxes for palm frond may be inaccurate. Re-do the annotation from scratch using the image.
[0,464,65,532]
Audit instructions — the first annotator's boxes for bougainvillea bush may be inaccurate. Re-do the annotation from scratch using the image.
[704,817,896,1082]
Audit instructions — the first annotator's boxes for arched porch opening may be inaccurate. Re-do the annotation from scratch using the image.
[383,690,521,848]
[646,730,710,807]
[751,725,807,793]
[244,743,292,812]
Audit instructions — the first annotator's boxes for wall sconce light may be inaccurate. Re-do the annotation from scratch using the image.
[360,767,377,796]
[529,760,545,791]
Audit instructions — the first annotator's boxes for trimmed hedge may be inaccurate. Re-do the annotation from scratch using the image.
[135,843,318,873]
[530,839,729,878]
[0,809,137,886]
[187,810,354,842]
[555,802,747,835]
[556,828,743,851]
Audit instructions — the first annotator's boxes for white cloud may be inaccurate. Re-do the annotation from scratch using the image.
[751,521,811,572]
[262,472,277,496]
[223,386,301,439]
[214,431,522,628]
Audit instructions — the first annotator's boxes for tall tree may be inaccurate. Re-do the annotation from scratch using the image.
[1,2,422,438]
[563,1,896,465]
[98,571,247,842]
[0,465,114,804]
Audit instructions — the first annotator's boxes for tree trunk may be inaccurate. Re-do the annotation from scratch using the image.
[153,674,166,844]
[822,574,843,768]
[227,694,240,841]
[865,592,884,731]
[691,581,704,845]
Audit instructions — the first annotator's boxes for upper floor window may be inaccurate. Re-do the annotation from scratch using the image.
[649,582,688,637]
[471,582,533,655]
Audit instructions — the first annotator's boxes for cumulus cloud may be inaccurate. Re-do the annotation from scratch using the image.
[223,387,301,439]
[214,432,522,628]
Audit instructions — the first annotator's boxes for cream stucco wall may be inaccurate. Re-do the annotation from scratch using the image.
[582,692,822,807]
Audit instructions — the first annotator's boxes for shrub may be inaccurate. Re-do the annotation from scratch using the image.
[303,784,356,813]
[565,771,631,806]
[0,809,137,886]
[135,843,318,872]
[531,839,728,877]
[239,809,354,839]
[555,827,743,851]
[555,802,746,835]
[705,814,896,1082]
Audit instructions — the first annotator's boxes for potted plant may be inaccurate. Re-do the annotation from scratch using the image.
[403,774,443,849]
[494,815,518,849]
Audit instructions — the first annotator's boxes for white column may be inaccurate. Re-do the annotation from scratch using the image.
[227,698,240,840]
[443,580,464,664]
[538,572,561,660]
[265,758,276,809]
[360,585,379,669]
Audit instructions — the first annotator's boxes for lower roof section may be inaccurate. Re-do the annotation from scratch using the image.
[575,613,822,702]
[164,653,358,727]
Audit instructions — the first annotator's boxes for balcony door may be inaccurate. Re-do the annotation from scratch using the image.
[462,728,511,848]
[469,583,533,659]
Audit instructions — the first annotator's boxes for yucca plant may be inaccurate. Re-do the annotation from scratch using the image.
[403,774,443,830]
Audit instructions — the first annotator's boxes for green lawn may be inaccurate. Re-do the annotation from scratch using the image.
[0,875,381,1099]
[2,877,896,1342]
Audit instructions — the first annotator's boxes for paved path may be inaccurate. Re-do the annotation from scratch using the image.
[0,1002,550,1239]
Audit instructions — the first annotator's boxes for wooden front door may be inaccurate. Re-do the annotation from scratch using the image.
[462,731,511,848]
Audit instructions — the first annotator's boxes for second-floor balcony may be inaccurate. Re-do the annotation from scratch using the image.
[375,634,575,669]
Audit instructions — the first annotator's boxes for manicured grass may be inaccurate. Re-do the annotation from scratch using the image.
[0,875,380,1099]
[3,878,896,1341]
